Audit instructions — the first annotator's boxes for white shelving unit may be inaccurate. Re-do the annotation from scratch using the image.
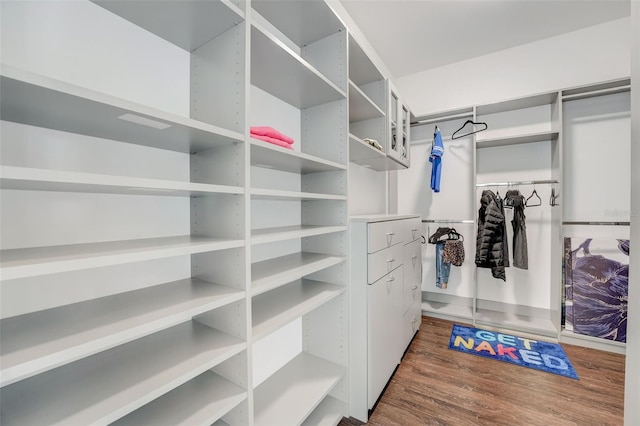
[1,1,250,424]
[248,0,349,423]
[0,0,417,421]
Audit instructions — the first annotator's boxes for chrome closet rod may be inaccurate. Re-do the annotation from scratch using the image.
[422,219,475,224]
[563,221,630,226]
[476,179,559,187]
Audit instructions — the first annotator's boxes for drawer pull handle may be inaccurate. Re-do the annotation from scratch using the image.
[411,286,418,291]
[386,276,395,282]
[386,232,395,236]
[386,258,396,263]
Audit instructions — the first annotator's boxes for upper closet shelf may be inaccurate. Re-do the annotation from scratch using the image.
[0,166,244,196]
[349,134,406,171]
[562,78,631,102]
[475,130,559,148]
[251,25,346,109]
[112,371,247,426]
[253,352,345,426]
[0,321,246,426]
[349,81,385,122]
[0,278,244,387]
[251,225,347,245]
[348,34,384,87]
[412,106,474,126]
[250,188,346,201]
[250,141,346,173]
[476,92,558,116]
[251,252,345,297]
[251,0,343,48]
[0,66,244,153]
[91,0,244,52]
[1,235,244,281]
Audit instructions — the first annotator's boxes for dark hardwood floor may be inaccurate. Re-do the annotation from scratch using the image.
[340,316,625,425]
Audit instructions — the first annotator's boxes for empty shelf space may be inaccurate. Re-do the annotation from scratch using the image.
[251,24,346,109]
[349,81,384,122]
[1,235,245,280]
[0,321,246,426]
[91,0,244,51]
[474,309,558,338]
[348,35,384,87]
[251,0,343,48]
[251,225,347,245]
[301,396,347,426]
[252,252,345,296]
[250,140,346,173]
[253,352,345,426]
[112,371,247,426]
[251,188,346,201]
[0,166,244,196]
[0,278,244,387]
[252,279,345,340]
[0,66,243,153]
[421,300,474,321]
[475,131,559,148]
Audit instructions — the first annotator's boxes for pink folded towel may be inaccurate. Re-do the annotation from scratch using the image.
[250,126,294,145]
[251,134,293,150]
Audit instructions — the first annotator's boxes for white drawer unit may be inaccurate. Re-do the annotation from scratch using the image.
[348,214,421,422]
[367,243,403,284]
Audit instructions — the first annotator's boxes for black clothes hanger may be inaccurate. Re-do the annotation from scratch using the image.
[428,227,451,244]
[451,120,488,140]
[550,187,560,206]
[526,187,542,207]
[448,228,464,242]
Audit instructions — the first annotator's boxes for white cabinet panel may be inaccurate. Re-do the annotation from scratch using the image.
[367,243,403,284]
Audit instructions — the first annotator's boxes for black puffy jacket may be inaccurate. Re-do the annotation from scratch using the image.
[475,190,507,281]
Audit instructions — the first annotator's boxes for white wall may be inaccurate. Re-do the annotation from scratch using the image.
[396,18,631,117]
[0,0,190,115]
[624,2,639,425]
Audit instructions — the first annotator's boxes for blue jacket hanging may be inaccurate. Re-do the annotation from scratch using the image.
[429,127,444,192]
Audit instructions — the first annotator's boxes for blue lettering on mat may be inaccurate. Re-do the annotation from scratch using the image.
[448,324,579,379]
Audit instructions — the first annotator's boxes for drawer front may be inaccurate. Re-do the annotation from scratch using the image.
[368,243,403,284]
[403,217,422,244]
[402,298,422,350]
[402,240,422,313]
[367,220,404,253]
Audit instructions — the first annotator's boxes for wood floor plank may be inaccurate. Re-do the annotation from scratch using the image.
[340,316,625,425]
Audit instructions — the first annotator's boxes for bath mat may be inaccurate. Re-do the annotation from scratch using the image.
[448,324,579,379]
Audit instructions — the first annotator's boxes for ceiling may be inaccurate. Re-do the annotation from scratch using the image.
[339,0,631,79]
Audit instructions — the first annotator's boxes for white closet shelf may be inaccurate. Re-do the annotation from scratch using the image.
[250,140,346,173]
[252,279,345,341]
[0,66,243,154]
[251,24,346,109]
[0,321,246,426]
[0,235,245,281]
[112,371,247,426]
[251,0,343,48]
[349,134,406,171]
[421,300,474,321]
[476,92,558,116]
[349,81,384,122]
[252,252,345,297]
[253,352,345,426]
[348,35,384,87]
[475,131,559,148]
[251,225,347,245]
[91,0,244,52]
[301,395,347,426]
[474,309,558,338]
[0,166,244,196]
[0,278,244,387]
[562,78,631,101]
[251,188,346,201]
[560,330,626,354]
